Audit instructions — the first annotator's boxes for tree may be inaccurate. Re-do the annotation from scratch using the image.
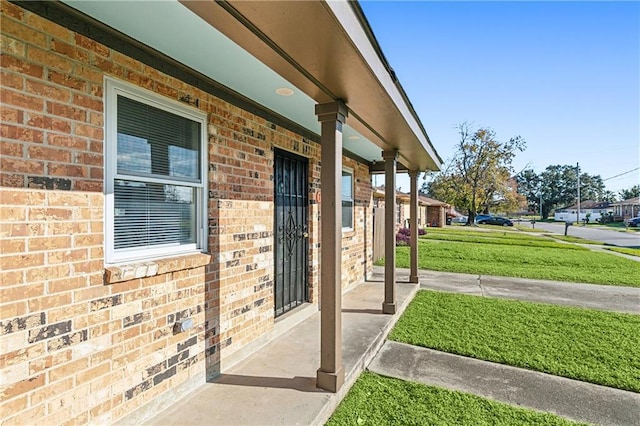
[514,168,541,215]
[426,122,525,223]
[515,165,609,219]
[619,185,640,201]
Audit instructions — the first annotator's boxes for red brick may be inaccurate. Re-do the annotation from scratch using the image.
[0,173,24,187]
[25,80,71,103]
[75,124,103,139]
[0,157,44,174]
[0,123,44,143]
[75,181,102,192]
[50,39,90,62]
[46,101,87,121]
[74,34,110,58]
[89,167,103,180]
[0,70,24,90]
[1,1,24,20]
[24,12,73,43]
[126,71,153,90]
[27,145,71,163]
[89,140,104,153]
[48,163,87,178]
[1,89,44,111]
[0,140,24,157]
[0,54,44,79]
[72,94,103,112]
[1,18,47,47]
[88,111,103,126]
[92,57,124,76]
[75,152,102,166]
[75,65,102,84]
[0,104,25,123]
[47,70,87,91]
[25,114,72,133]
[47,134,88,150]
[27,47,75,73]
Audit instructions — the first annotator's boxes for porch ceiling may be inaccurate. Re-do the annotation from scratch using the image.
[63,0,442,172]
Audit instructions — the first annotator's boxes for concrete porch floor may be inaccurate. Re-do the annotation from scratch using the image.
[140,276,419,426]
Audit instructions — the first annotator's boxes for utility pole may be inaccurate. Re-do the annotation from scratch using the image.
[576,163,581,224]
[539,190,543,219]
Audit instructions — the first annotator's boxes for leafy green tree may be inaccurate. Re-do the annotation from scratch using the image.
[425,122,525,223]
[514,169,541,214]
[516,165,609,219]
[619,185,640,200]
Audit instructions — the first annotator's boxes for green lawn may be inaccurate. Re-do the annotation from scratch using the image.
[327,372,581,426]
[389,233,640,287]
[421,230,583,250]
[390,291,640,393]
[606,247,640,257]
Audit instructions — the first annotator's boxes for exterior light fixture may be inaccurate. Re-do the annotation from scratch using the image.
[275,87,294,96]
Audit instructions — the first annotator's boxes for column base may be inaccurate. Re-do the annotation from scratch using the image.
[382,301,396,315]
[409,275,419,283]
[316,366,345,392]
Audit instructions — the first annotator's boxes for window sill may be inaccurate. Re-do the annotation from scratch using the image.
[104,252,211,284]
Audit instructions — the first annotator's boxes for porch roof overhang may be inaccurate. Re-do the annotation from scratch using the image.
[60,0,442,173]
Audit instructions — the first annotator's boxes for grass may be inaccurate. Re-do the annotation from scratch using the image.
[389,291,640,393]
[327,372,581,426]
[514,224,549,233]
[388,229,640,287]
[606,247,640,257]
[421,230,583,250]
[543,234,602,245]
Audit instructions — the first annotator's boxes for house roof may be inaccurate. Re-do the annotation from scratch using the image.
[558,200,612,210]
[612,196,640,206]
[372,188,449,206]
[60,0,442,173]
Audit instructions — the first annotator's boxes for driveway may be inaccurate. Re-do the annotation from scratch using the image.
[528,221,640,248]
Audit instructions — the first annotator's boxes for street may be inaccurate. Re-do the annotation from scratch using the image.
[525,221,640,248]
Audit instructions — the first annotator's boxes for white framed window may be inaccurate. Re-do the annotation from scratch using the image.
[342,168,354,230]
[104,77,207,264]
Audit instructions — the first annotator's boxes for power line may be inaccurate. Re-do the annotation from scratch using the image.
[603,167,640,182]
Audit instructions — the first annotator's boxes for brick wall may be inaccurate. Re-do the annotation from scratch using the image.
[1,2,374,424]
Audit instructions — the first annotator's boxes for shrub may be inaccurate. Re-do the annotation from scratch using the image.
[395,227,426,245]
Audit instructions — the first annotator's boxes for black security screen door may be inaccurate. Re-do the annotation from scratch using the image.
[274,150,309,317]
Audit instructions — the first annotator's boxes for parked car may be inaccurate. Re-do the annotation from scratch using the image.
[624,217,640,227]
[474,214,492,223]
[477,215,514,226]
[451,215,468,224]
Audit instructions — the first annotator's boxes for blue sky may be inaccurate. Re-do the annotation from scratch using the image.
[360,1,640,195]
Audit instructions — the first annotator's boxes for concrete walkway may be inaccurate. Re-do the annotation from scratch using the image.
[139,267,639,426]
[370,341,640,426]
[140,279,419,426]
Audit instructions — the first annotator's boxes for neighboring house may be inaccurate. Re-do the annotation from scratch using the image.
[418,195,449,227]
[612,197,640,220]
[0,1,442,424]
[554,200,612,222]
[372,189,448,228]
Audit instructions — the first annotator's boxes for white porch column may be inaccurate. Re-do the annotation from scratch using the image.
[382,150,397,314]
[315,100,347,392]
[409,170,419,283]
